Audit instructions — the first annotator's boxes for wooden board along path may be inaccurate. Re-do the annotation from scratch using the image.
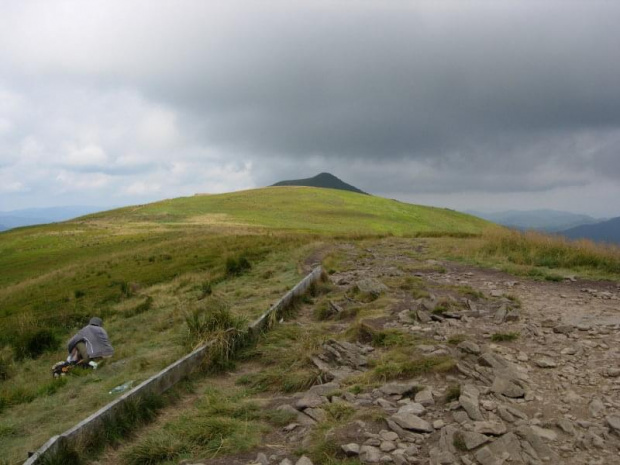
[24,266,324,465]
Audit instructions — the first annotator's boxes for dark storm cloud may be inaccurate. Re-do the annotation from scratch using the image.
[147,3,620,162]
[1,1,620,213]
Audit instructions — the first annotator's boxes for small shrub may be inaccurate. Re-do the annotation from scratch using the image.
[74,289,86,299]
[348,385,363,395]
[432,301,451,315]
[491,332,520,342]
[13,329,60,359]
[225,255,252,277]
[184,299,247,370]
[199,281,213,299]
[545,274,564,282]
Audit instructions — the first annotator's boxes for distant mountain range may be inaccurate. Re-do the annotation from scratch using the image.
[467,209,600,232]
[467,209,620,245]
[272,172,368,195]
[561,217,620,245]
[0,206,109,232]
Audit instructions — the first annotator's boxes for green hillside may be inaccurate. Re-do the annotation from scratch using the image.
[83,186,489,235]
[0,186,489,462]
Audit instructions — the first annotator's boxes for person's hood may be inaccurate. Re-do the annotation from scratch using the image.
[89,317,103,327]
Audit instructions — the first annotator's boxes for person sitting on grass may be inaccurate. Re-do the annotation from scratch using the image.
[67,317,114,367]
[53,317,114,377]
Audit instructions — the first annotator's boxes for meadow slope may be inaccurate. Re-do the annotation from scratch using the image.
[0,187,490,463]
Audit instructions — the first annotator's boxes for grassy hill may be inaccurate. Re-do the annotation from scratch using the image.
[0,186,492,462]
[83,186,488,235]
[3,186,620,463]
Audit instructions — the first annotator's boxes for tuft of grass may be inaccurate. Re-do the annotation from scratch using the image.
[100,392,166,445]
[353,345,455,384]
[237,368,322,394]
[399,276,423,291]
[238,323,324,393]
[37,377,68,397]
[225,255,252,277]
[545,274,564,282]
[432,300,452,315]
[198,280,213,299]
[447,334,466,345]
[121,432,187,465]
[347,322,417,348]
[504,294,522,307]
[445,384,461,402]
[455,285,485,300]
[323,402,355,422]
[491,332,520,342]
[263,408,298,427]
[183,298,248,371]
[453,432,467,451]
[124,387,265,463]
[411,288,431,299]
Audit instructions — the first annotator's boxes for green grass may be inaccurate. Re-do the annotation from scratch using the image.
[434,227,620,280]
[236,323,325,393]
[121,386,266,464]
[491,332,520,342]
[4,186,611,462]
[0,231,312,463]
[86,186,489,236]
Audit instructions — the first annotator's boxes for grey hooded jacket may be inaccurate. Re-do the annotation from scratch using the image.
[67,317,114,359]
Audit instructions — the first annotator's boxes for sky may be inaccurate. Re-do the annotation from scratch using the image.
[1,1,619,217]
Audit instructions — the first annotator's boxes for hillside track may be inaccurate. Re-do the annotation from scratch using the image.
[96,238,620,465]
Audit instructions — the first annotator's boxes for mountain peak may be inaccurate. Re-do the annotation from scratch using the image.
[271,173,368,195]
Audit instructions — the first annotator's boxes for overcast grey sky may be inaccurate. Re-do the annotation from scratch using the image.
[1,1,619,216]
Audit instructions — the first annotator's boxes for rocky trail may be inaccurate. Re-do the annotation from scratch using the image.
[98,238,620,465]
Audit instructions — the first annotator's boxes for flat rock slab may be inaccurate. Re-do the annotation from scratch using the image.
[491,377,525,398]
[397,402,426,416]
[380,382,418,396]
[391,412,433,433]
[414,388,435,406]
[535,357,558,368]
[296,392,324,409]
[473,421,508,436]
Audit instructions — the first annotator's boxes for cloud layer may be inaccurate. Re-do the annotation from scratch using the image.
[1,1,619,215]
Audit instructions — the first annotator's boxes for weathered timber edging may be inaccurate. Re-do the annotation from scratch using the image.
[24,266,323,465]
